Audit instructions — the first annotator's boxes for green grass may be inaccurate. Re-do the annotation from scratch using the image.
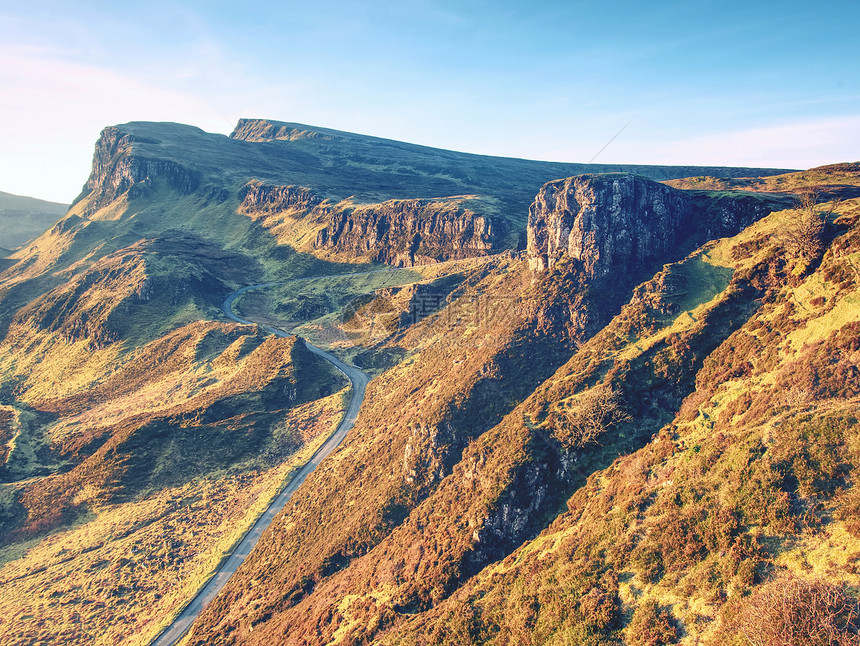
[665,163,860,193]
[0,386,348,646]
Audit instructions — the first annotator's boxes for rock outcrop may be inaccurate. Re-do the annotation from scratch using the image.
[527,174,689,275]
[230,118,340,143]
[527,173,779,275]
[238,180,325,215]
[237,180,501,267]
[76,127,200,215]
[525,173,783,346]
[315,197,500,266]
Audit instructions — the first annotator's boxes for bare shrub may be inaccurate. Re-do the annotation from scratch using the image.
[556,385,630,448]
[783,189,831,263]
[733,574,860,646]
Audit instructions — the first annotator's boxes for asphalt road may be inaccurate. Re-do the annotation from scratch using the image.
[148,284,369,646]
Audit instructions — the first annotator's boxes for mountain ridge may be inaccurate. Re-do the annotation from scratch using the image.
[68,119,794,266]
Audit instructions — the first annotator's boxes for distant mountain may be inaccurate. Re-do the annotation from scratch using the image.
[0,191,68,249]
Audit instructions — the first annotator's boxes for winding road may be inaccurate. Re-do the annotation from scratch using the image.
[148,284,369,646]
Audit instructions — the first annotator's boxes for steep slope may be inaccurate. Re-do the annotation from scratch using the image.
[0,190,68,249]
[189,228,757,646]
[380,193,860,644]
[57,119,789,272]
[179,175,815,645]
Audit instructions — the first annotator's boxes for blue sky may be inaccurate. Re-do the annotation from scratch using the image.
[1,0,858,203]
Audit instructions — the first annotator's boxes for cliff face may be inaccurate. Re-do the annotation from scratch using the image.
[230,118,339,143]
[237,182,501,267]
[527,174,689,275]
[527,173,781,275]
[71,121,791,267]
[314,197,500,267]
[77,127,200,215]
[523,174,786,347]
[238,180,325,215]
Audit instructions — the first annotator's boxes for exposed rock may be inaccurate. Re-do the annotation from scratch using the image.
[525,173,783,347]
[690,190,784,241]
[527,174,690,275]
[238,180,325,215]
[527,173,779,275]
[230,118,339,143]
[76,127,200,215]
[236,179,500,267]
[314,197,500,267]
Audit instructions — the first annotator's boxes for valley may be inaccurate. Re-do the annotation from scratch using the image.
[0,119,857,645]
[150,283,370,645]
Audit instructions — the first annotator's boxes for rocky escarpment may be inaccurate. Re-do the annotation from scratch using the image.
[315,197,500,266]
[236,178,501,267]
[238,180,326,215]
[239,182,501,267]
[527,173,780,275]
[525,173,784,346]
[527,174,689,275]
[75,127,200,216]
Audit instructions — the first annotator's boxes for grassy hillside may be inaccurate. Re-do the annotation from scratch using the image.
[63,119,791,264]
[0,303,351,644]
[664,162,860,195]
[0,117,845,646]
[0,391,348,646]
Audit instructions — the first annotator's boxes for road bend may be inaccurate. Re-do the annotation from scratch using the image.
[148,284,368,646]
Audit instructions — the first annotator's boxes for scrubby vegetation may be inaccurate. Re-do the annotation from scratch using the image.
[0,392,346,645]
[374,195,860,645]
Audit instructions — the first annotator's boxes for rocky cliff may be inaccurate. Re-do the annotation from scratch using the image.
[238,180,326,214]
[70,121,792,267]
[231,118,341,143]
[315,197,500,266]
[237,180,501,266]
[527,173,782,275]
[524,173,786,347]
[527,174,689,275]
[76,127,200,216]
